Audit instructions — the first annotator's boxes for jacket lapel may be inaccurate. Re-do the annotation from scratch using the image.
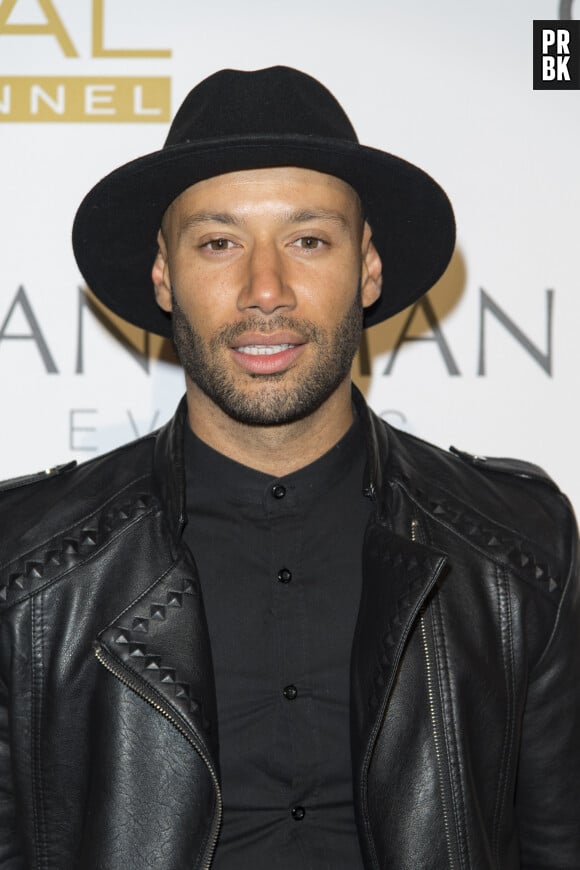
[97,546,219,764]
[96,399,219,765]
[350,519,447,758]
[350,391,448,764]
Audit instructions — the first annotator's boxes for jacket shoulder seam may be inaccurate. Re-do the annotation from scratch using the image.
[448,446,560,492]
[0,461,77,495]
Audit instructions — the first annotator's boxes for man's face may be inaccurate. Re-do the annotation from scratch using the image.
[153,166,381,426]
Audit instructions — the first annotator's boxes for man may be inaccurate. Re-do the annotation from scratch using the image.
[0,66,578,870]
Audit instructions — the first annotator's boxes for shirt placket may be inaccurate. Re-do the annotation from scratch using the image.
[265,480,315,834]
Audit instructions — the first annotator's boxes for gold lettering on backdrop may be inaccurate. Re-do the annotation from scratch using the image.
[0,84,10,113]
[0,77,170,122]
[0,0,78,57]
[92,0,171,57]
[84,84,115,115]
[133,84,163,116]
[0,0,171,58]
[31,83,65,114]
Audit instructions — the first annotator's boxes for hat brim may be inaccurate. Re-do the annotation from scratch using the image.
[72,134,455,337]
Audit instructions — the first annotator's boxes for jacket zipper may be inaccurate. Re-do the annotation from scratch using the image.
[411,518,455,870]
[94,642,222,870]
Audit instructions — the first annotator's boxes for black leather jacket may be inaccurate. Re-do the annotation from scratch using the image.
[1,392,579,869]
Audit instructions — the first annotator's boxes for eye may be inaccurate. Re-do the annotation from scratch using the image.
[294,236,325,250]
[203,238,235,251]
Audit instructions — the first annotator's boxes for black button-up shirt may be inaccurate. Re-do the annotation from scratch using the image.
[184,415,371,869]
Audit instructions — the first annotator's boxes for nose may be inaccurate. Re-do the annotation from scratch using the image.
[237,240,296,315]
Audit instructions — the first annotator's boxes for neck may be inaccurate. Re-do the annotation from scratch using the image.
[185,378,354,477]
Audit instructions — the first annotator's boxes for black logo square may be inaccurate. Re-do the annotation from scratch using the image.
[533,20,580,89]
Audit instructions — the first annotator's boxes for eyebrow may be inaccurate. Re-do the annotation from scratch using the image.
[177,208,350,236]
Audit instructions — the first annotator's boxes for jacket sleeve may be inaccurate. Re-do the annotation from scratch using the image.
[0,669,25,868]
[515,516,580,868]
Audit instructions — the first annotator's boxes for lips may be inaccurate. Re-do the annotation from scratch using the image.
[236,343,296,356]
[229,332,306,374]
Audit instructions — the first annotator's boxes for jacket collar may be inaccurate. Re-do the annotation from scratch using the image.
[153,395,189,540]
[352,385,387,515]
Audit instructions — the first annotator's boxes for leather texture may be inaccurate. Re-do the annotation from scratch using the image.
[0,390,578,870]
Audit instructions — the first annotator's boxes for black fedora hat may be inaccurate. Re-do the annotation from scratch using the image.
[72,66,455,337]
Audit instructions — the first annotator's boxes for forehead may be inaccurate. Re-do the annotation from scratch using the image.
[164,166,362,219]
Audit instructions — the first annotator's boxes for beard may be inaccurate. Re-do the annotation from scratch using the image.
[171,288,363,426]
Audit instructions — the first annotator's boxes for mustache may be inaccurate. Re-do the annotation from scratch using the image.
[210,315,323,347]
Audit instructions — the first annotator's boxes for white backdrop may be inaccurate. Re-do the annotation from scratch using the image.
[1,0,578,510]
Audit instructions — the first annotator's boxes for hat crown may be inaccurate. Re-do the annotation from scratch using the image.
[165,66,359,147]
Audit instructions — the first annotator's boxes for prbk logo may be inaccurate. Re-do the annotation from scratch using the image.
[533,20,580,88]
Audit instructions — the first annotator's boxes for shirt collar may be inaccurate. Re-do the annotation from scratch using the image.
[152,385,390,540]
[184,408,367,509]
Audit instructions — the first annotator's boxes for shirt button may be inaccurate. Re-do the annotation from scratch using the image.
[291,806,306,821]
[271,483,286,499]
[283,684,297,700]
[278,567,292,583]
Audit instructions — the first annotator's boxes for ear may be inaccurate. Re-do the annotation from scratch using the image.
[360,222,382,310]
[152,230,173,313]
